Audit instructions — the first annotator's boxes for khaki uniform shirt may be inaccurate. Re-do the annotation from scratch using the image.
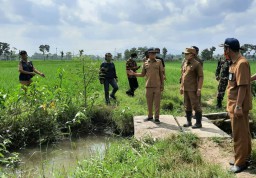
[227,56,252,112]
[141,59,164,88]
[181,58,203,91]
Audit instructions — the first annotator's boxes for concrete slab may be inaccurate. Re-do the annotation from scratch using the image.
[134,115,230,140]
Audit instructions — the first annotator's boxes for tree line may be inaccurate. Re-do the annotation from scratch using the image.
[1,41,256,61]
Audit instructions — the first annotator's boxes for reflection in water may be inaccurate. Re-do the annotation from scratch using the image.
[11,135,116,177]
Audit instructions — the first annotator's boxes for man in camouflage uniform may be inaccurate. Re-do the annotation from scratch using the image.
[126,53,140,96]
[215,56,231,108]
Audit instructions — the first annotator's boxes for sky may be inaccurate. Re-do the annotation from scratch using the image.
[0,0,256,57]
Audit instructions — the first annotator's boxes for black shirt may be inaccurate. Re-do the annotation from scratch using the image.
[100,62,117,79]
[19,60,33,81]
[156,56,165,68]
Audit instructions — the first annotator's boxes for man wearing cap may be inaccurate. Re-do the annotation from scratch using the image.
[180,46,202,83]
[126,53,140,96]
[180,47,203,129]
[18,50,45,86]
[99,53,119,105]
[220,38,252,173]
[128,48,164,124]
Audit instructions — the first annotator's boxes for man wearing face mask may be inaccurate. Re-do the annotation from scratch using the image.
[180,48,203,129]
[99,53,118,105]
[215,55,231,108]
[219,38,252,173]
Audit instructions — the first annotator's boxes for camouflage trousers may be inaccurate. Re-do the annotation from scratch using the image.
[217,78,228,100]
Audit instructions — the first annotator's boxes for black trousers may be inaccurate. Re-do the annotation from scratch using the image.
[127,77,138,94]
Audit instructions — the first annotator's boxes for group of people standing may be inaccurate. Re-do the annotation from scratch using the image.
[97,37,254,173]
[18,37,254,174]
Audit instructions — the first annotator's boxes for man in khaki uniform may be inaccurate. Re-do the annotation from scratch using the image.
[180,48,203,129]
[220,38,252,173]
[180,46,202,83]
[128,48,164,124]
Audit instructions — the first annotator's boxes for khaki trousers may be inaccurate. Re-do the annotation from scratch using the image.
[146,87,161,118]
[184,91,202,112]
[230,111,252,166]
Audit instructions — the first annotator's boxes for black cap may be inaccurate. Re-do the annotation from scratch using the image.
[130,53,137,58]
[155,48,160,54]
[105,52,112,57]
[19,50,27,55]
[191,46,199,53]
[219,38,244,50]
[147,47,157,53]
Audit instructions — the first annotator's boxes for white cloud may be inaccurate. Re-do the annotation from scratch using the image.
[0,0,255,56]
[26,0,55,7]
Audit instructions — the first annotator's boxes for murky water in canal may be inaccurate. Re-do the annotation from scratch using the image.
[6,134,117,177]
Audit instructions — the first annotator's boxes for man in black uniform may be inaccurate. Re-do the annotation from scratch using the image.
[215,56,231,108]
[191,46,203,66]
[155,48,166,80]
[126,53,140,96]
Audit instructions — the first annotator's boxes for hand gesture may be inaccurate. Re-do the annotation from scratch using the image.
[180,89,183,95]
[40,73,45,77]
[127,70,135,76]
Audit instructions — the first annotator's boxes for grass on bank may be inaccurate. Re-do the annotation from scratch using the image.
[51,133,234,178]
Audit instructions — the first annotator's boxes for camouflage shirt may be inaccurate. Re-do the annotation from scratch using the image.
[126,58,138,78]
[215,59,231,80]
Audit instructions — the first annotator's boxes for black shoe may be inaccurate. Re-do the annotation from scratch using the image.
[183,122,192,127]
[110,94,116,100]
[229,157,252,166]
[230,165,247,173]
[216,104,222,109]
[105,101,110,105]
[192,123,202,129]
[144,117,153,121]
[154,118,160,124]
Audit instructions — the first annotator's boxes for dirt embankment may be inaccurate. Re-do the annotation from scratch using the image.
[199,138,256,178]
